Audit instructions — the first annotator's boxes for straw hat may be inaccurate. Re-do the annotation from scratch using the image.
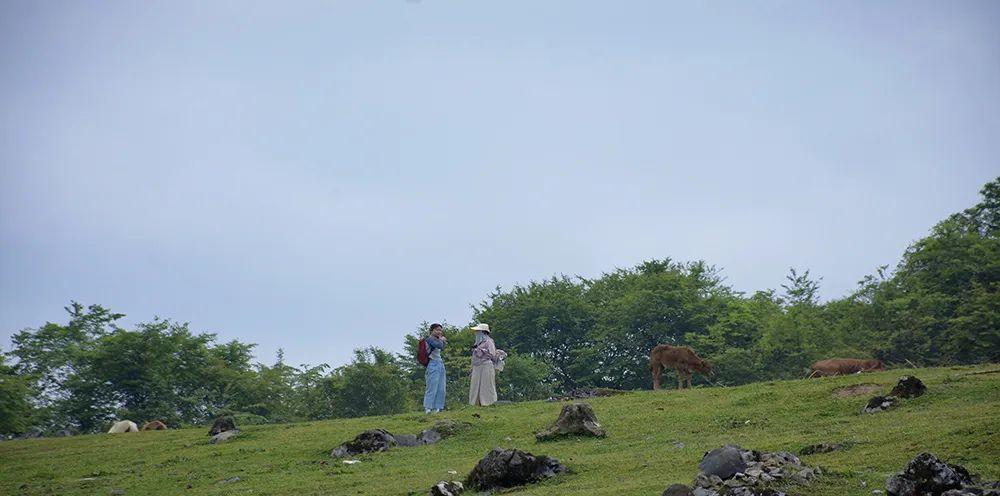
[470,323,491,334]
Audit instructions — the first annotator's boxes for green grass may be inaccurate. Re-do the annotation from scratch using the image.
[2,365,998,495]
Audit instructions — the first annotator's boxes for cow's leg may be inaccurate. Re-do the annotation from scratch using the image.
[677,369,684,390]
[686,372,693,389]
[652,361,661,390]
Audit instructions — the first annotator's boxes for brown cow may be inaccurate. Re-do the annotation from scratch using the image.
[142,420,168,431]
[808,358,885,377]
[650,344,714,390]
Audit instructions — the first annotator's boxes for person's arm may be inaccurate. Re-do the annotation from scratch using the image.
[486,339,498,359]
[426,336,444,350]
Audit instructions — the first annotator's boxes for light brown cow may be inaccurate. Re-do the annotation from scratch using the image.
[142,420,168,431]
[808,358,885,377]
[650,344,713,390]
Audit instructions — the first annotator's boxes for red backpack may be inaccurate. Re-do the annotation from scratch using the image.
[417,338,430,367]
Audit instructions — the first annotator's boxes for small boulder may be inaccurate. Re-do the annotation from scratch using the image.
[698,445,748,480]
[536,403,606,441]
[663,483,695,496]
[863,395,898,414]
[54,429,76,437]
[330,429,397,458]
[429,480,463,496]
[890,376,926,399]
[208,417,236,436]
[466,448,566,490]
[142,421,168,431]
[209,429,240,444]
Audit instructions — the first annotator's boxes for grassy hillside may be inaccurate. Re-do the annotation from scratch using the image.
[2,364,998,496]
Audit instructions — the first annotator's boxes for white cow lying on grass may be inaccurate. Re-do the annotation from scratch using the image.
[108,420,139,433]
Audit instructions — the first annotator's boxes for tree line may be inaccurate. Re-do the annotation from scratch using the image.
[2,177,997,434]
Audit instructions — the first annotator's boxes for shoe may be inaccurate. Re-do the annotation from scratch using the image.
[425,409,431,414]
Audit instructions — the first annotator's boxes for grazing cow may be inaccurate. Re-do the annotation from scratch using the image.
[650,344,714,390]
[107,420,139,433]
[808,358,885,378]
[142,420,168,431]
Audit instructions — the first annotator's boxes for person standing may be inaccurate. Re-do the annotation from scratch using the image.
[468,323,500,406]
[423,323,447,414]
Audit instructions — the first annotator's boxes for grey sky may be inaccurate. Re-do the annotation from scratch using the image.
[2,1,998,368]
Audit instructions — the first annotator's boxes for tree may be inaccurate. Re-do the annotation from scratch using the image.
[330,348,409,418]
[0,350,33,434]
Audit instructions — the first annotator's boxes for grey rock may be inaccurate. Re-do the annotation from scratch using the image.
[536,403,606,441]
[393,434,420,447]
[429,480,463,496]
[54,429,75,437]
[662,483,694,496]
[699,445,748,480]
[466,448,566,490]
[418,428,442,445]
[218,476,240,484]
[209,429,240,444]
[890,376,927,399]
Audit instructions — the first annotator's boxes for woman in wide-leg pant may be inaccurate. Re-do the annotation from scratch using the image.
[423,358,446,411]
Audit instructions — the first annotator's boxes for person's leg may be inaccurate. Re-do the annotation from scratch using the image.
[481,363,498,406]
[469,364,481,405]
[423,364,438,413]
[433,362,446,411]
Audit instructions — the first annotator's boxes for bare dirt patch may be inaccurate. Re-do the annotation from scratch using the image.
[831,384,883,398]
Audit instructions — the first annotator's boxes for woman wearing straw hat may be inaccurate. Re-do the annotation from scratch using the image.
[468,323,501,406]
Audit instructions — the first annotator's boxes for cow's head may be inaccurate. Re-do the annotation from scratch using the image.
[698,359,715,376]
[864,359,885,371]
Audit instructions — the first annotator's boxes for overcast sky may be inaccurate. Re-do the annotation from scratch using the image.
[2,1,998,368]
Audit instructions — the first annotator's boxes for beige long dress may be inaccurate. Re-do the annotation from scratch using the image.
[469,336,498,406]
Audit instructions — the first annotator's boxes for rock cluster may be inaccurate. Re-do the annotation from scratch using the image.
[331,429,397,457]
[864,376,928,414]
[886,452,999,496]
[466,448,566,490]
[671,444,819,496]
[331,421,470,458]
[535,403,606,441]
